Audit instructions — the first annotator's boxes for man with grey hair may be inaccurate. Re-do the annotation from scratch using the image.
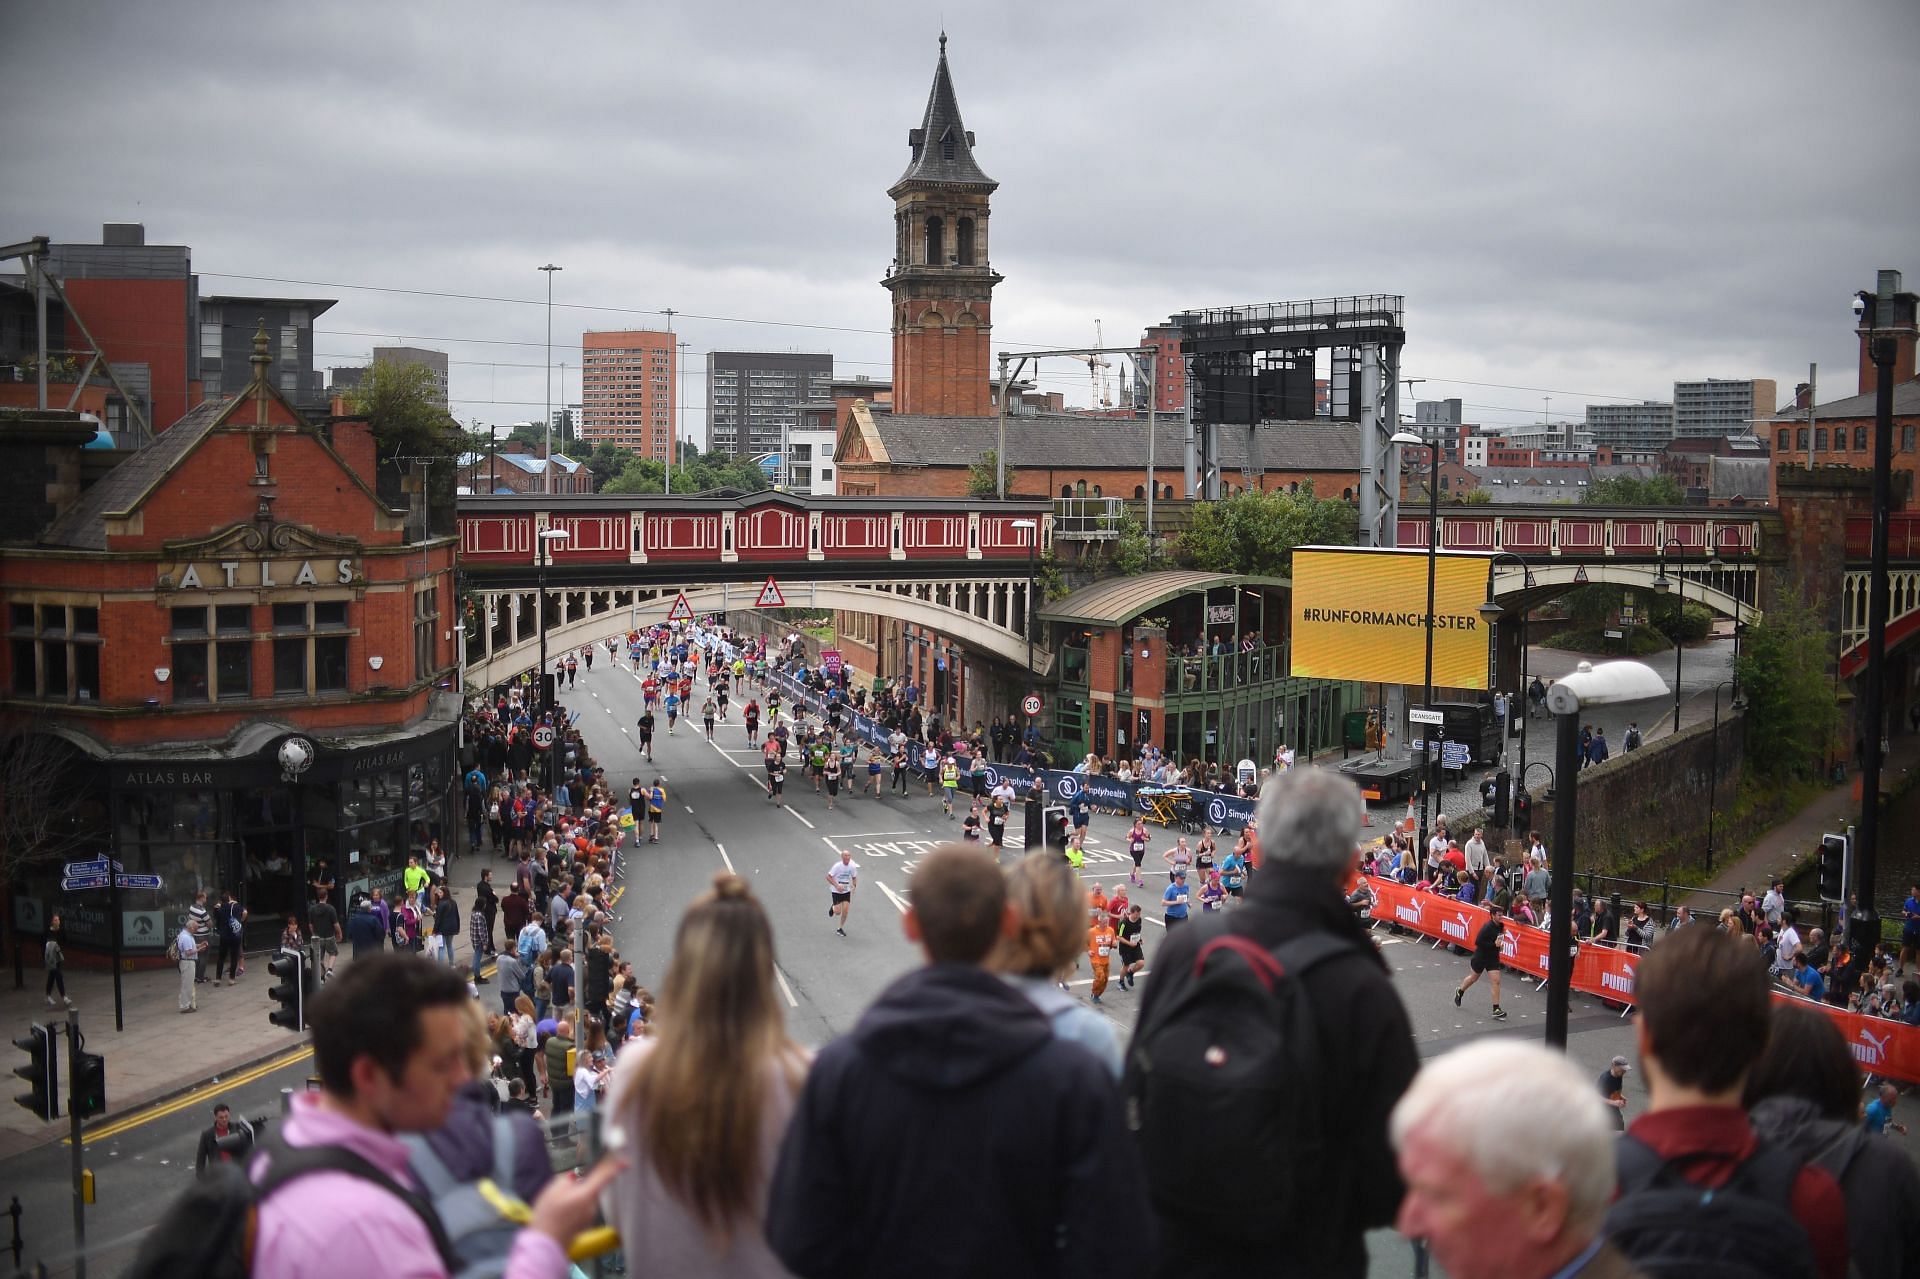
[1126,767,1417,1278]
[1392,1039,1641,1279]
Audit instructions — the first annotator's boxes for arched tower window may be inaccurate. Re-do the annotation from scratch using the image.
[1133,485,1145,499]
[925,216,944,265]
[956,217,976,265]
[941,128,956,162]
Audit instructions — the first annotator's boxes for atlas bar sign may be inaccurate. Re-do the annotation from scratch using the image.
[163,558,357,591]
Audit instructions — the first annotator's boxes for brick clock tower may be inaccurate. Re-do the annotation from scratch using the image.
[884,35,1001,418]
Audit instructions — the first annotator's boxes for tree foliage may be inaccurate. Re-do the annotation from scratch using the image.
[601,450,770,496]
[0,728,103,885]
[1733,590,1840,782]
[347,360,462,525]
[967,451,1015,499]
[1583,474,1684,506]
[1108,514,1165,576]
[1174,484,1357,577]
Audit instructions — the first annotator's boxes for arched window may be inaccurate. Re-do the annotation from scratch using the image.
[941,128,956,162]
[925,216,944,265]
[1061,484,1073,498]
[1133,485,1145,499]
[1163,484,1174,500]
[1342,487,1353,500]
[1092,484,1102,497]
[1289,481,1299,494]
[1075,480,1088,497]
[956,217,976,265]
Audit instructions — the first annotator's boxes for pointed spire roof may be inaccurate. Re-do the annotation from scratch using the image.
[889,33,997,197]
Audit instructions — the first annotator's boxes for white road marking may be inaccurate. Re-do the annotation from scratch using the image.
[1063,970,1149,987]
[876,881,910,914]
[785,807,816,830]
[774,965,799,1008]
[717,843,734,873]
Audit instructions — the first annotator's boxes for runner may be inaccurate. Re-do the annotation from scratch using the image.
[636,710,655,763]
[715,678,730,721]
[921,742,940,796]
[744,698,761,748]
[700,694,717,740]
[1126,818,1150,888]
[940,755,960,819]
[627,777,645,848]
[1194,828,1217,879]
[1453,902,1508,1020]
[986,791,1009,849]
[1162,835,1193,884]
[961,801,983,842]
[1115,903,1146,990]
[1162,868,1191,930]
[826,851,859,937]
[565,653,578,688]
[1107,885,1130,935]
[646,778,666,845]
[807,735,830,795]
[1219,843,1246,902]
[864,748,885,798]
[1198,869,1227,913]
[767,750,787,807]
[1088,907,1117,1005]
[582,644,594,672]
[890,742,911,796]
[822,749,843,812]
[664,688,680,735]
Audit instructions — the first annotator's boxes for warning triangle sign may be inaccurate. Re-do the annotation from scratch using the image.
[754,576,786,608]
[666,592,693,622]
[1573,564,1589,584]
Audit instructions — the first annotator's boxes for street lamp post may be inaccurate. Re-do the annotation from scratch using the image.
[1390,430,1440,852]
[1544,660,1671,1048]
[1012,519,1038,694]
[536,527,570,714]
[1706,679,1738,872]
[539,265,562,495]
[1479,551,1533,809]
[1650,537,1687,735]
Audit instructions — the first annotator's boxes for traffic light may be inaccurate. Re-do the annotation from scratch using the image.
[13,1023,57,1120]
[71,1046,106,1119]
[1818,833,1848,904]
[267,949,308,1031]
[1513,787,1532,834]
[1492,771,1513,827]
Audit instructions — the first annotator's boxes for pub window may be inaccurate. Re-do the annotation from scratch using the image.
[1776,428,1789,452]
[1796,428,1809,450]
[414,588,440,683]
[1815,428,1828,450]
[7,601,101,702]
[1856,426,1868,450]
[1833,428,1847,453]
[274,600,350,696]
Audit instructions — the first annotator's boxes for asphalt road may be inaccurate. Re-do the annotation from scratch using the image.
[12,638,1911,1279]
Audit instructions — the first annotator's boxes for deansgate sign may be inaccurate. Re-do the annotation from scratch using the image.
[161,557,359,591]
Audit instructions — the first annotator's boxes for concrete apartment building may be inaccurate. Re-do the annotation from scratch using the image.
[200,294,334,412]
[706,351,832,459]
[579,330,675,459]
[1586,399,1675,452]
[1674,377,1776,439]
[373,345,449,407]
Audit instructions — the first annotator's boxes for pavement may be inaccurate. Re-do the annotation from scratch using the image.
[0,840,511,1159]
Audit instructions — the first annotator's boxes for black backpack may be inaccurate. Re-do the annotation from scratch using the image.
[1604,1135,1819,1279]
[126,1135,454,1279]
[1122,928,1354,1247]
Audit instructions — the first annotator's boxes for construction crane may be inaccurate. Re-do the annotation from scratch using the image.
[1061,320,1112,411]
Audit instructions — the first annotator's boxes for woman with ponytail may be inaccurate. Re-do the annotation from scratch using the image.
[602,872,807,1276]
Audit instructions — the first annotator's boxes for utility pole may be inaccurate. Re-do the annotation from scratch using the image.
[539,265,562,495]
[661,309,677,496]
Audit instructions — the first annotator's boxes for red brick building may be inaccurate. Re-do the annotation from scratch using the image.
[0,329,459,955]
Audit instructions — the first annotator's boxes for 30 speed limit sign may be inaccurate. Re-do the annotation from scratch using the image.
[532,725,556,750]
[1021,693,1043,717]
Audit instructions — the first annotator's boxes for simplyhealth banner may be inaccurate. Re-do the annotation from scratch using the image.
[1290,547,1490,690]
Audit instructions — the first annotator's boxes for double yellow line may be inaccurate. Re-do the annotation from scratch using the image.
[72,1044,314,1144]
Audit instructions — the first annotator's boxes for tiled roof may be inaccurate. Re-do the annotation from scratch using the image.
[889,37,996,195]
[1808,376,1920,421]
[40,397,228,550]
[863,414,1361,472]
[1040,571,1290,627]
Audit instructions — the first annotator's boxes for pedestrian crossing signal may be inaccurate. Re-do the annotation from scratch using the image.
[754,577,785,608]
[667,592,694,622]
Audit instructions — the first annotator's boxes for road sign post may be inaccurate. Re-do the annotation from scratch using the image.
[1021,693,1043,718]
[667,592,694,623]
[754,577,785,608]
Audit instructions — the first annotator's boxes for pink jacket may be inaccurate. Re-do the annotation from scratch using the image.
[250,1093,566,1279]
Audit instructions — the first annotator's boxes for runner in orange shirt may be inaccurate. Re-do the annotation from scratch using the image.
[1088,884,1109,923]
[1087,908,1117,1005]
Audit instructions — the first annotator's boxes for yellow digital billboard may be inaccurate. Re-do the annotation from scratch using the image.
[1290,547,1490,689]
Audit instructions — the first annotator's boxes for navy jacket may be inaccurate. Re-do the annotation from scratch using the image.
[767,963,1147,1278]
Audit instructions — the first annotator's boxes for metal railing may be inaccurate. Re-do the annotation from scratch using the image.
[1052,496,1125,540]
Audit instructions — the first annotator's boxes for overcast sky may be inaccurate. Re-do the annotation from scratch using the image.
[5,0,1916,438]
